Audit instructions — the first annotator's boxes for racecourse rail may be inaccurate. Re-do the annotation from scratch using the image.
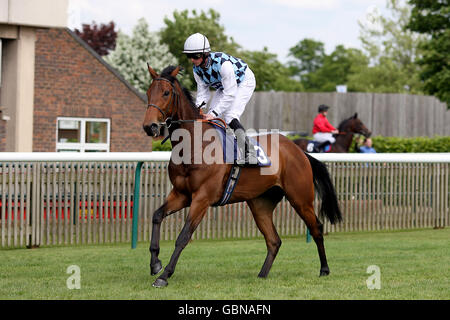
[0,152,449,248]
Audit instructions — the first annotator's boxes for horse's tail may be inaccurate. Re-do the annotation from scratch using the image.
[305,153,342,224]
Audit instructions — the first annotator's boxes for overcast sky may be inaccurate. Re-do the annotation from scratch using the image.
[68,0,390,62]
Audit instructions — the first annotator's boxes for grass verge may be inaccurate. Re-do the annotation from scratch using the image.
[0,228,448,299]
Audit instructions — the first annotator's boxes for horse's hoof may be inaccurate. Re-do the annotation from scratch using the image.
[257,272,268,278]
[152,278,168,288]
[319,268,330,277]
[150,261,163,276]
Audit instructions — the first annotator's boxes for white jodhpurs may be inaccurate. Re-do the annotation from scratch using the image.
[209,68,256,124]
[313,132,336,144]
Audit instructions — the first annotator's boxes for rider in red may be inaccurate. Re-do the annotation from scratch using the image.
[312,104,338,151]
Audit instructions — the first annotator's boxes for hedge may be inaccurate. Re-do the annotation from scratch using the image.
[153,135,450,153]
[152,139,173,151]
[367,135,450,153]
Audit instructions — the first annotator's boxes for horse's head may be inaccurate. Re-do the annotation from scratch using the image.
[342,113,371,138]
[143,65,182,137]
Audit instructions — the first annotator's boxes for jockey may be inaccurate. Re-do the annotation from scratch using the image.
[312,104,338,150]
[183,33,258,166]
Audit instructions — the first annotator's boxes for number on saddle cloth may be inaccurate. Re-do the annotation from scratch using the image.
[208,120,271,167]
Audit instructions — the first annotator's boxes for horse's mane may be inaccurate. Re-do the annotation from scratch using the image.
[160,65,201,118]
[337,115,355,132]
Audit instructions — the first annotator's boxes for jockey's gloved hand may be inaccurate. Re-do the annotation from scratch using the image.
[197,101,206,109]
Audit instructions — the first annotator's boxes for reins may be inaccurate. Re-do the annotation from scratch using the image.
[147,77,227,144]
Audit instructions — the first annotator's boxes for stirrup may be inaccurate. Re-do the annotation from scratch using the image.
[236,141,258,166]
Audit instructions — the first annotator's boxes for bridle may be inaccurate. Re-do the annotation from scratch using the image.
[334,118,371,138]
[147,77,180,128]
[146,77,228,132]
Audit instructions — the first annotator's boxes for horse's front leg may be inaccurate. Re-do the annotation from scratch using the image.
[153,195,209,288]
[150,190,190,276]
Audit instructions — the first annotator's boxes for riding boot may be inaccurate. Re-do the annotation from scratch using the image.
[317,140,331,152]
[228,119,258,166]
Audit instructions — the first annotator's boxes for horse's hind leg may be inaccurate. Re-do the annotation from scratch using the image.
[287,196,330,276]
[150,189,190,276]
[247,188,284,278]
[283,173,330,276]
[302,205,329,276]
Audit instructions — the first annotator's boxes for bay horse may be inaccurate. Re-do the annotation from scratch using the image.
[294,114,371,153]
[142,65,342,288]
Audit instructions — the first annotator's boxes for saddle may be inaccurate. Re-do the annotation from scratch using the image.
[208,120,271,167]
[207,120,271,206]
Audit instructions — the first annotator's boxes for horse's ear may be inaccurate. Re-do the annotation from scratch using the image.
[147,63,159,80]
[170,65,182,78]
[353,112,358,119]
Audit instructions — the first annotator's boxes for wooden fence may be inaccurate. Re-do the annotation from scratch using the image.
[240,92,450,137]
[0,152,449,248]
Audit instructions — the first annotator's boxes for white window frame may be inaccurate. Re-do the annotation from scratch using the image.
[0,39,2,86]
[56,117,110,152]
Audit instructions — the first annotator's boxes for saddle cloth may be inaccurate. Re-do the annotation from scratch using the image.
[209,120,271,167]
[306,141,331,153]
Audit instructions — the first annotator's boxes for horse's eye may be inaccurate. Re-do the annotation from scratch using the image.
[164,91,170,96]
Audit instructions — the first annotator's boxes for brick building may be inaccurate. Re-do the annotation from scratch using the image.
[33,28,151,152]
[0,0,152,152]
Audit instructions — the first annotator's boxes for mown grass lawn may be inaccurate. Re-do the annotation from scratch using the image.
[0,228,448,300]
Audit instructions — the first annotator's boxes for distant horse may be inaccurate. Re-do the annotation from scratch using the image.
[142,65,342,288]
[294,114,371,153]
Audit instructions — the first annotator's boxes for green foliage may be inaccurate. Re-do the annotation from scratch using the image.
[347,57,417,93]
[407,0,450,34]
[288,40,369,92]
[155,135,450,153]
[288,38,325,77]
[286,134,310,141]
[104,18,182,94]
[286,0,429,94]
[160,9,241,90]
[100,2,447,100]
[160,9,303,93]
[240,47,303,92]
[356,0,425,94]
[152,139,172,151]
[308,45,369,92]
[407,0,450,107]
[369,135,450,153]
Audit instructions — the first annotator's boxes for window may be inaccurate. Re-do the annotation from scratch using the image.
[56,117,110,152]
[0,39,2,86]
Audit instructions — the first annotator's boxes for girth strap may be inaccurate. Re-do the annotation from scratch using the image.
[212,165,242,207]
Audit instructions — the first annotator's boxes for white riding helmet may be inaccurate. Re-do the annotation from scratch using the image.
[183,33,211,53]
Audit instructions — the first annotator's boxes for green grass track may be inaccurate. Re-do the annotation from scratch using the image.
[0,228,448,300]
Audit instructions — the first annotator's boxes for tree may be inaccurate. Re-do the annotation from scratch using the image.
[160,8,302,93]
[240,47,303,92]
[287,40,368,92]
[408,0,450,33]
[288,38,325,80]
[357,0,426,93]
[311,45,369,92]
[104,18,184,94]
[407,0,450,107]
[160,9,240,89]
[348,57,414,93]
[74,21,117,56]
